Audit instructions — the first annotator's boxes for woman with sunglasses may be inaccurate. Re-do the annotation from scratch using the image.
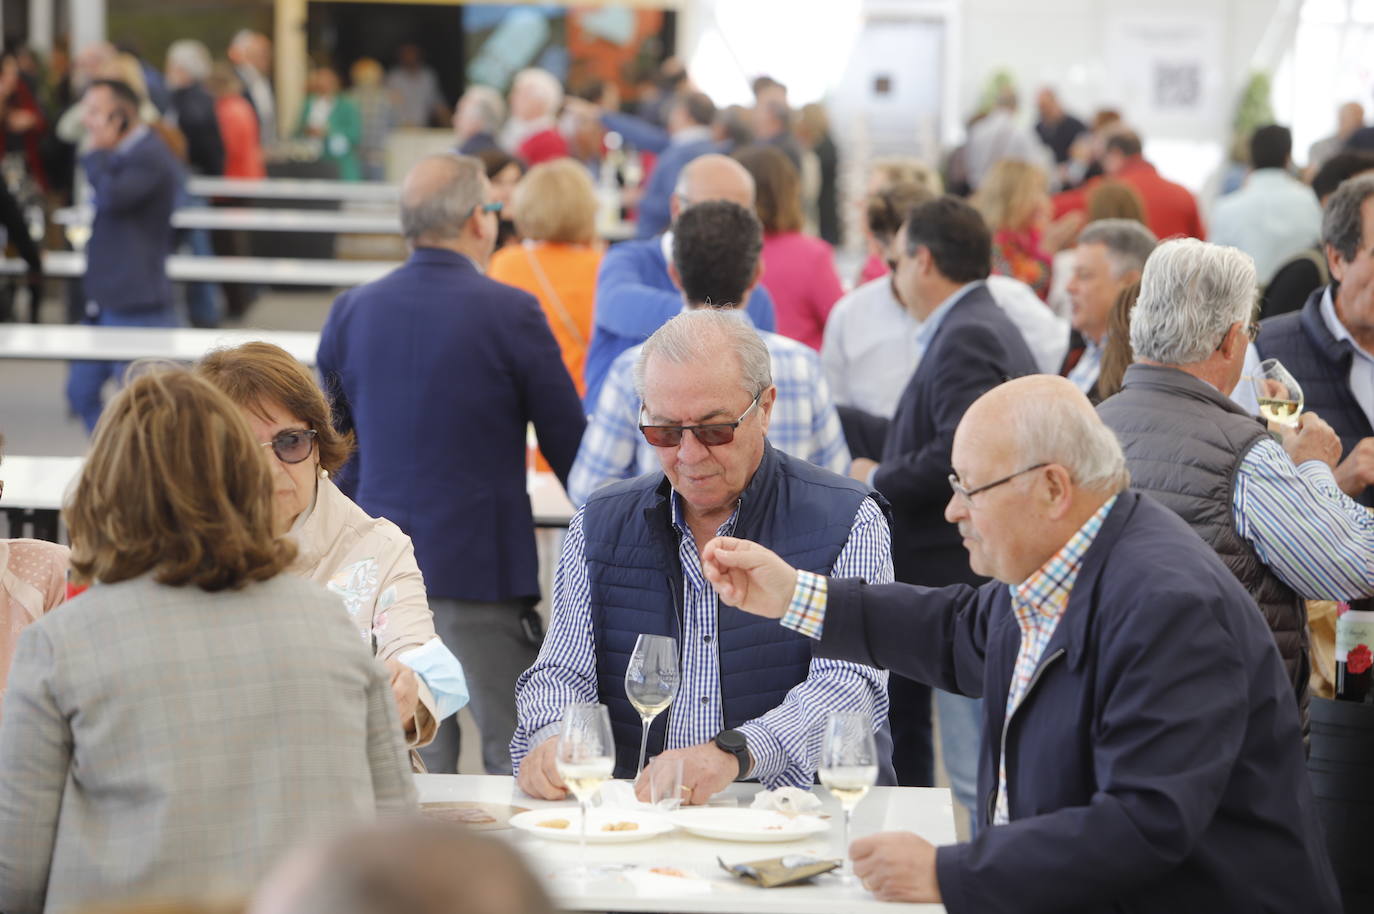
[198,342,468,753]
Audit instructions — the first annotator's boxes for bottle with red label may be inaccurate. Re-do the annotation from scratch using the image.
[1335,598,1374,703]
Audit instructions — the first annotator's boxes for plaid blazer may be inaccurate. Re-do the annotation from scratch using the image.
[0,572,416,914]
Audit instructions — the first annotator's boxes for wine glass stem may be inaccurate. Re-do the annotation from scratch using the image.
[636,718,651,778]
[579,797,589,876]
[842,808,852,880]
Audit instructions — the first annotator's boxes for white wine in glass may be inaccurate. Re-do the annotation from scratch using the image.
[1250,358,1304,427]
[624,634,680,778]
[818,710,879,885]
[555,702,615,881]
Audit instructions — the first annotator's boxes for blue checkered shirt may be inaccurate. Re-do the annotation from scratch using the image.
[511,494,892,788]
[566,324,851,507]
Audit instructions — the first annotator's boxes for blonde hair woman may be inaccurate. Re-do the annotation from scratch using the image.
[0,369,414,914]
[487,159,602,397]
[973,159,1082,301]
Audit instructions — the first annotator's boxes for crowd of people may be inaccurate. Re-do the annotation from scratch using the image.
[3,22,1374,914]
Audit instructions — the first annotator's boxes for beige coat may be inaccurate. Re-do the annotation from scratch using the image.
[289,475,439,747]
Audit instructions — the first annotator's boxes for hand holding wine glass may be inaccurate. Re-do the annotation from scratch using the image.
[555,702,615,880]
[624,634,680,778]
[818,710,879,884]
[1250,358,1304,427]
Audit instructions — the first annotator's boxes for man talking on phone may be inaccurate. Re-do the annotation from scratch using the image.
[66,78,184,431]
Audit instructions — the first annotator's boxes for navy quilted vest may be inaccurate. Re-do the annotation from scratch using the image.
[1258,287,1374,506]
[582,444,892,780]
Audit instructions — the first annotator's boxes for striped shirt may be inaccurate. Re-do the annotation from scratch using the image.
[566,319,851,507]
[994,495,1115,825]
[1233,437,1374,599]
[511,494,892,787]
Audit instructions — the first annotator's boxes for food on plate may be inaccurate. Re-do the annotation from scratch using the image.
[537,818,571,830]
[601,820,640,832]
[649,866,690,878]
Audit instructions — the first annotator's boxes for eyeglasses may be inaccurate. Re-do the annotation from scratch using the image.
[639,393,762,448]
[261,428,318,464]
[948,463,1049,502]
[465,200,502,221]
[1245,321,1260,342]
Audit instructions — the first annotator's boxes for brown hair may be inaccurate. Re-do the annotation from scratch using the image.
[512,159,598,244]
[1096,280,1141,400]
[196,342,354,474]
[1086,180,1146,224]
[734,144,804,234]
[971,159,1048,232]
[865,180,937,245]
[65,368,295,591]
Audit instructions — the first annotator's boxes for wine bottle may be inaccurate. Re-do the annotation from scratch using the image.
[1335,599,1374,703]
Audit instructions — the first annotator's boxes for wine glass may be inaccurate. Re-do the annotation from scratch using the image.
[818,710,879,885]
[555,702,615,881]
[1250,358,1304,427]
[624,634,680,778]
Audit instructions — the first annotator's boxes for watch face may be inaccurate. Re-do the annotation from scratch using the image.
[716,729,745,752]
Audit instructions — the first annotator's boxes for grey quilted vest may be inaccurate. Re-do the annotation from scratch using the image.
[1098,364,1309,729]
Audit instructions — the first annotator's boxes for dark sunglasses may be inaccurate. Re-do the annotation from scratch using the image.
[261,428,318,464]
[639,393,761,448]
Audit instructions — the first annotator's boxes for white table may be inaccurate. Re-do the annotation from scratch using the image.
[0,250,396,286]
[416,775,952,913]
[54,206,636,243]
[0,458,573,541]
[188,176,401,203]
[0,324,321,365]
[55,206,402,235]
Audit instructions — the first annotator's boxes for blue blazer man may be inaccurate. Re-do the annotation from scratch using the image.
[82,122,180,314]
[318,153,587,775]
[67,79,184,432]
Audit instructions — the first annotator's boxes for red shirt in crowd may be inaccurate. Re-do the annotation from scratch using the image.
[1054,156,1205,241]
[214,94,266,179]
[518,127,569,166]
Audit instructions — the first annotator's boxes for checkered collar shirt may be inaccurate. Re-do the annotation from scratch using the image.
[993,494,1116,826]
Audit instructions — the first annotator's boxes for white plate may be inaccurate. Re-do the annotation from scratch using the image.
[509,806,675,844]
[670,808,830,842]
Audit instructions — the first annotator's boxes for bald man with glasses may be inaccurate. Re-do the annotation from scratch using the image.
[512,308,894,806]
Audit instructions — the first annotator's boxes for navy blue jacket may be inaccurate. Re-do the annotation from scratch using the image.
[580,443,894,782]
[877,283,1039,586]
[318,248,586,602]
[818,492,1339,914]
[1257,286,1374,505]
[81,129,182,312]
[583,237,776,410]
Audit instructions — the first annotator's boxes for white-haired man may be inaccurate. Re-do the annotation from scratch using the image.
[1061,219,1156,400]
[513,309,893,805]
[502,68,566,165]
[699,374,1340,913]
[1098,238,1374,731]
[228,29,274,142]
[452,85,505,157]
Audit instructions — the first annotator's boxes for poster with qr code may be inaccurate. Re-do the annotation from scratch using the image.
[1106,15,1223,129]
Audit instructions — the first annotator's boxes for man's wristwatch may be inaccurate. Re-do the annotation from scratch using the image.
[714,729,751,780]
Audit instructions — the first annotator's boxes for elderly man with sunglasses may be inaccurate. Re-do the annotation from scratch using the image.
[697,375,1341,913]
[1098,238,1374,735]
[512,307,895,804]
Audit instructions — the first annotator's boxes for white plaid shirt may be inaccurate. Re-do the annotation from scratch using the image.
[994,495,1116,825]
[511,495,892,787]
[566,321,851,507]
